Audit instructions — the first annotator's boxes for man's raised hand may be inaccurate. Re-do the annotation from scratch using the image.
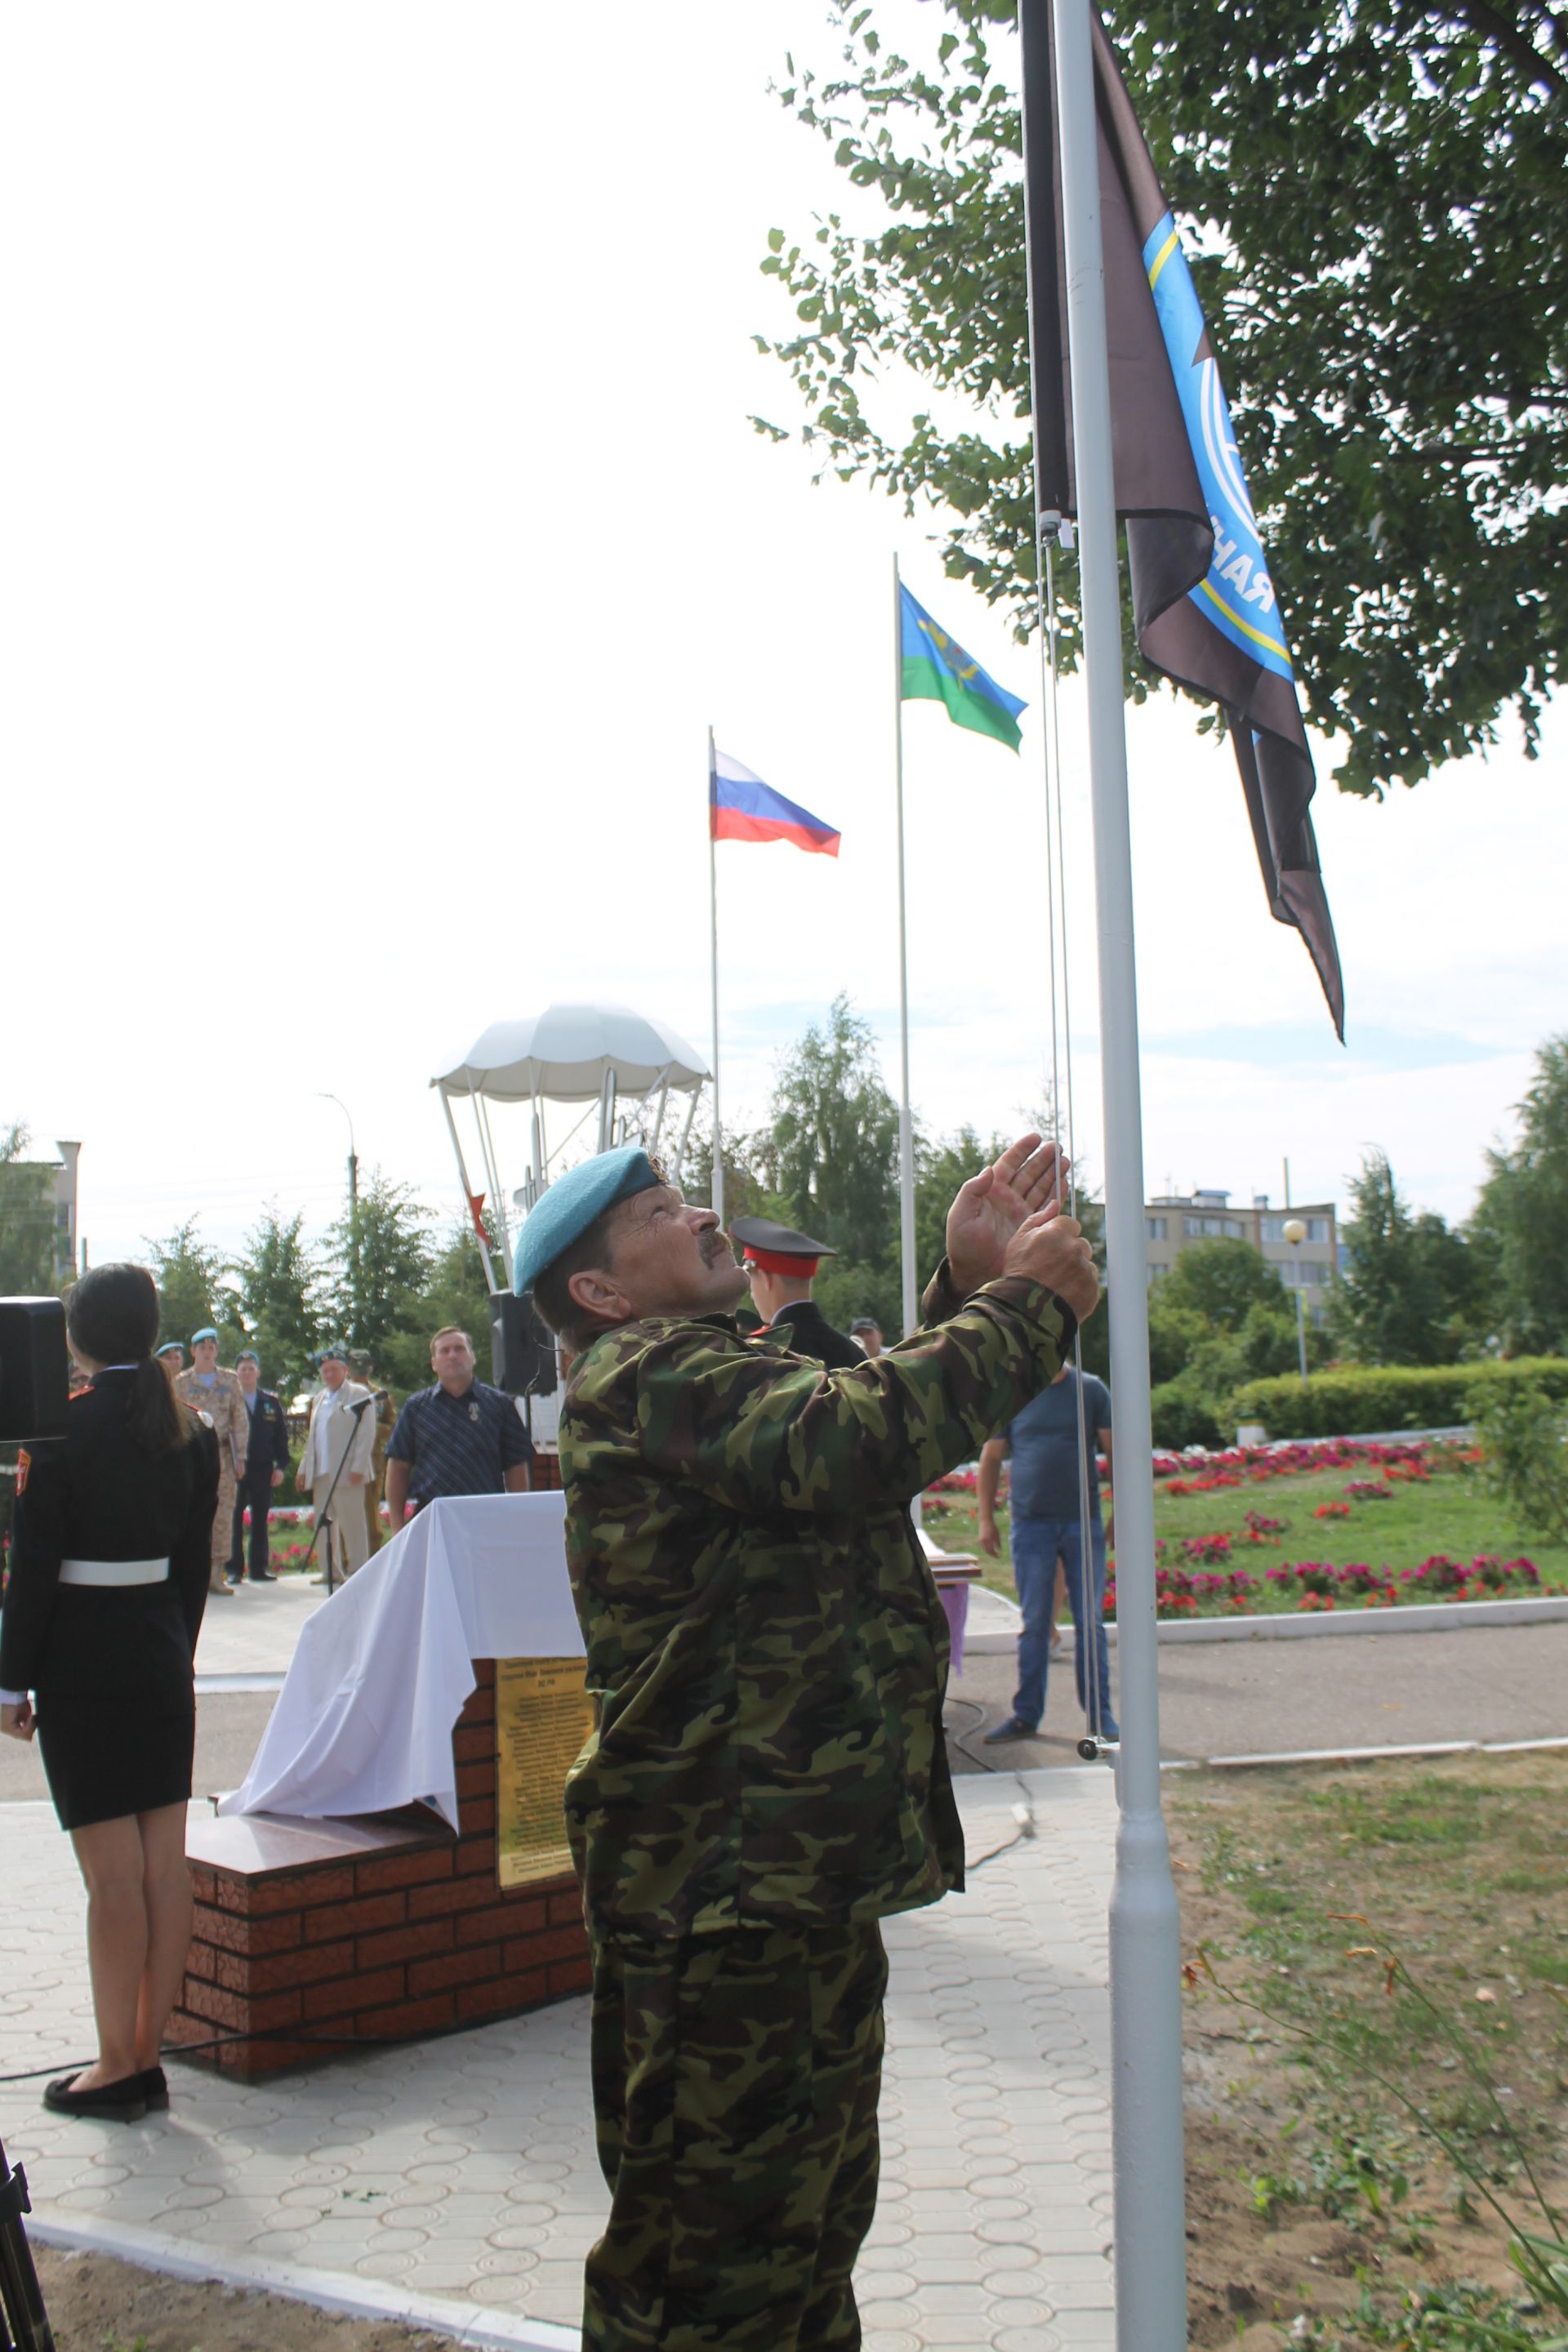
[1002,1206,1100,1325]
[946,1134,1071,1297]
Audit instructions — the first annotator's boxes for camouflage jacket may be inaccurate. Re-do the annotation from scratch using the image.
[559,1266,1075,1939]
[175,1365,247,1482]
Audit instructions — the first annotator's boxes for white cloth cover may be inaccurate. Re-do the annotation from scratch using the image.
[217,1493,582,1833]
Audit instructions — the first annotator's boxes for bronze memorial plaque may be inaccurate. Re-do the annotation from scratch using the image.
[495,1657,595,1889]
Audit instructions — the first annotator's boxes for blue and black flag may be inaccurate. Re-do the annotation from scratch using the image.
[1018,2,1345,1040]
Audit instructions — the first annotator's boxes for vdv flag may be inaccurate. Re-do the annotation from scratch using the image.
[710,748,840,856]
[900,583,1027,752]
[1018,2,1345,1040]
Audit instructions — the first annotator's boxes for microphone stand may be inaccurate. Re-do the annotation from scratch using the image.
[300,1395,372,1594]
[0,2133,53,2351]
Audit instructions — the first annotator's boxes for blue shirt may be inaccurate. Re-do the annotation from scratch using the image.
[385,1379,534,1508]
[1004,1370,1112,1522]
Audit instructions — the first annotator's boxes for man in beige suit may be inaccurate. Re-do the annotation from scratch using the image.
[299,1343,376,1583]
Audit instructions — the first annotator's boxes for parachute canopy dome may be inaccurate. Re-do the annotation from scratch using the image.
[431,1003,710,1105]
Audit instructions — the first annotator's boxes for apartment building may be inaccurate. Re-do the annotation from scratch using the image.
[8,1139,82,1281]
[1144,1187,1337,1323]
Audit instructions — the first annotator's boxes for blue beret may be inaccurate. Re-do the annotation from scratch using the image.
[189,1326,219,1345]
[513,1147,662,1295]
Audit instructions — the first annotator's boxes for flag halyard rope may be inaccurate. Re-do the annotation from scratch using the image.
[1036,514,1113,1762]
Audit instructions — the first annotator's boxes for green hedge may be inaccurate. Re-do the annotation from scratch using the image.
[1150,1376,1227,1452]
[1227,1357,1568,1440]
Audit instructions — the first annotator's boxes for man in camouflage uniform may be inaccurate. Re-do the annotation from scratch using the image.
[517,1134,1098,2351]
[176,1326,247,1597]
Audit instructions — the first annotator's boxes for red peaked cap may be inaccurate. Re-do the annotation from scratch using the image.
[729,1216,837,1279]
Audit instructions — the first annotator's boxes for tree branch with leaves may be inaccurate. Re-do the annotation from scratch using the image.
[755,0,1566,797]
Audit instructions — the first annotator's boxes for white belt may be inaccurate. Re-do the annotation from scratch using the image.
[59,1557,171,1588]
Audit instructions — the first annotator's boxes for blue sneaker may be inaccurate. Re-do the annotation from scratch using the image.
[982,1716,1039,1744]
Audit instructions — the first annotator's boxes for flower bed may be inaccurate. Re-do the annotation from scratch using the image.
[926,1431,1568,1614]
[1152,1436,1459,1494]
[1104,1552,1547,1620]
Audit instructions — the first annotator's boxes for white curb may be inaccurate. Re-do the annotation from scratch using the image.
[26,2205,581,2351]
[962,1592,1568,1653]
[1164,1733,1568,1773]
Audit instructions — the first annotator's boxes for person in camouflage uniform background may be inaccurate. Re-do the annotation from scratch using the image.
[175,1328,247,1598]
[519,1133,1100,2352]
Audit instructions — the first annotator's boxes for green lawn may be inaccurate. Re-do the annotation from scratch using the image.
[922,1446,1568,1616]
[1172,1750,1568,2347]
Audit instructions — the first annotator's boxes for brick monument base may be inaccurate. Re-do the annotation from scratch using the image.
[170,1659,589,2075]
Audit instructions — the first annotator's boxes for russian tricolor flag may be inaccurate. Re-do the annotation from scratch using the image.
[710,747,840,858]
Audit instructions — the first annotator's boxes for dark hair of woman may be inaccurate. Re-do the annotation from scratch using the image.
[65,1262,197,1455]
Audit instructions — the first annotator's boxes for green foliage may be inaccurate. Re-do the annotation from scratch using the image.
[682,1102,780,1235]
[757,1,1567,798]
[226,1205,323,1396]
[1146,1241,1322,1440]
[1473,1036,1568,1358]
[1160,1237,1289,1330]
[326,1170,434,1364]
[0,1120,59,1294]
[1334,1149,1490,1366]
[913,1120,1107,1374]
[1146,1298,1206,1388]
[1148,1371,1225,1451]
[375,1220,500,1392]
[144,1217,244,1356]
[1468,1378,1568,1544]
[763,992,901,1266]
[1231,1355,1568,1439]
[755,992,903,1327]
[1306,2277,1562,2348]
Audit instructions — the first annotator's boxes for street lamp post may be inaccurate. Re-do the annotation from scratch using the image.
[1282,1217,1309,1385]
[317,1094,359,1336]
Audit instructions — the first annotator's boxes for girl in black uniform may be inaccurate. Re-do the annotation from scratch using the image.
[0,1263,219,2121]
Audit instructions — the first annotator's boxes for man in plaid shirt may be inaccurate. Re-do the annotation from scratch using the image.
[382,1326,533,1530]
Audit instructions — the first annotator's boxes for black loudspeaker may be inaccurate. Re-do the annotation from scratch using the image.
[0,1298,71,1443]
[489,1292,556,1397]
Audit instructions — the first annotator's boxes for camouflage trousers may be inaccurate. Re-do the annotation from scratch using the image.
[210,1465,239,1576]
[583,1919,888,2351]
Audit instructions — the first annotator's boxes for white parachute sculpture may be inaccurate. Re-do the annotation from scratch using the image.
[430,1001,710,1303]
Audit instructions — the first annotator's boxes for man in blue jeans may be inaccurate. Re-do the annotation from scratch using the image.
[976,1363,1120,1744]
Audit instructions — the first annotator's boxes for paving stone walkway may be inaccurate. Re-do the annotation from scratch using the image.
[2,1767,1116,2350]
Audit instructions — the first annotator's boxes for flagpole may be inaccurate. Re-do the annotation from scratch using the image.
[1047,0,1187,2339]
[707,725,724,1228]
[892,556,918,1339]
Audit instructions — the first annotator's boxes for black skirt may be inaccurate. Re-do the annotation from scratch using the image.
[37,1695,196,1831]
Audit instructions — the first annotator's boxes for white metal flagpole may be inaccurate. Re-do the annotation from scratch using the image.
[1047,0,1187,2338]
[707,726,724,1228]
[892,555,918,1339]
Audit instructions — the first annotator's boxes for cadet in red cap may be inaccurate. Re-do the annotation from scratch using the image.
[728,1216,865,1370]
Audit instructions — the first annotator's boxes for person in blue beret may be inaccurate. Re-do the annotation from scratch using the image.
[513,1138,1102,2350]
[173,1329,247,1597]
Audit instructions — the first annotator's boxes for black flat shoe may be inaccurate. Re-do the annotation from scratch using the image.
[42,2070,147,2122]
[140,2065,169,2109]
[247,1570,278,1584]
